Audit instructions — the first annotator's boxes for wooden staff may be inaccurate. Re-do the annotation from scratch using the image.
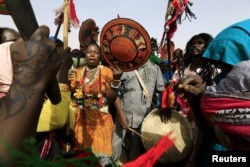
[128,127,151,142]
[63,0,69,49]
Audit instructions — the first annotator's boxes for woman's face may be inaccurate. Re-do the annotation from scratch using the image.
[85,44,101,68]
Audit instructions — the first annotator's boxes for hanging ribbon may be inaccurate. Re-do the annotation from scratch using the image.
[54,0,80,48]
[69,0,80,28]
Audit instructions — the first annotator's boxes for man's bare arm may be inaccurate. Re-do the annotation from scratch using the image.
[0,26,62,163]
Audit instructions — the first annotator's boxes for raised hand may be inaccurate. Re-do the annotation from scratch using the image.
[110,62,123,80]
[10,26,62,89]
[174,74,205,104]
[0,25,62,163]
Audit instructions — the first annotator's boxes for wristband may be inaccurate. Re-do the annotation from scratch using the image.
[111,81,121,89]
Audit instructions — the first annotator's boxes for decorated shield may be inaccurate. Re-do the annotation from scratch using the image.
[79,18,99,51]
[100,18,152,72]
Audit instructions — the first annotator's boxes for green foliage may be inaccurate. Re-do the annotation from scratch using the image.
[0,138,119,167]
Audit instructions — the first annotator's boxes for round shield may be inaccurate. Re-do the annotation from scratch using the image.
[79,19,99,51]
[141,109,193,164]
[100,18,152,72]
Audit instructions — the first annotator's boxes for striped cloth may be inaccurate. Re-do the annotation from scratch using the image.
[201,60,250,137]
[0,1,9,15]
[201,97,250,136]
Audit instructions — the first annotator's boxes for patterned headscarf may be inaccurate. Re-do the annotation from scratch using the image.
[201,19,250,137]
[202,61,250,137]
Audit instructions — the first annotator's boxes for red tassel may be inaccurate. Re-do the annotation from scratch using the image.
[164,0,189,39]
[123,132,176,167]
[161,85,174,109]
[69,0,80,28]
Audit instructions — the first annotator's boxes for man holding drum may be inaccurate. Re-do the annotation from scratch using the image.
[99,17,166,164]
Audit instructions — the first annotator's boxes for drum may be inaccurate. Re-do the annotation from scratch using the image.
[141,108,193,164]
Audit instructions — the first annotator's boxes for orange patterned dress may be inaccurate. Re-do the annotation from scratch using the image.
[70,65,114,156]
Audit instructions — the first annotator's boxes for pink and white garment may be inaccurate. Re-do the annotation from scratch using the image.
[201,60,250,136]
[0,41,13,98]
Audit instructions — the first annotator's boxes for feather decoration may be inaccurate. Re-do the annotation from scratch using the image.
[54,4,65,25]
[160,0,196,48]
[53,0,80,29]
[123,132,176,167]
[165,0,189,39]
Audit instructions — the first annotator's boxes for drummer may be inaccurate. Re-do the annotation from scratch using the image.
[175,19,250,153]
[112,59,165,163]
[96,17,165,164]
[158,33,218,166]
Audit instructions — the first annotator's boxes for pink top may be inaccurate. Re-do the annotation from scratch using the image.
[0,41,13,96]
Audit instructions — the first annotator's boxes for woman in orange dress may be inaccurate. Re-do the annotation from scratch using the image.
[69,42,122,157]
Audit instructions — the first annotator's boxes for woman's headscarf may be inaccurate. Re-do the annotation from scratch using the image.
[201,19,250,138]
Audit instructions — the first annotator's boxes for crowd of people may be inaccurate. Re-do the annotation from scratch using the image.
[0,12,250,167]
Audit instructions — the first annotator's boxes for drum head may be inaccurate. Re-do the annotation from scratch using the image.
[141,109,193,164]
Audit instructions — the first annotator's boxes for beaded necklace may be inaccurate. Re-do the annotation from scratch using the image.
[74,65,107,108]
[80,65,100,85]
[80,65,103,97]
[85,66,97,72]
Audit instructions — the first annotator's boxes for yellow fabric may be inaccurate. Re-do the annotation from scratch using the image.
[71,65,114,156]
[36,91,71,132]
[69,103,78,130]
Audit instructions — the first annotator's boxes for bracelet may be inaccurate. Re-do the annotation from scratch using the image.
[112,79,121,82]
[112,79,121,84]
[59,83,70,92]
[111,81,121,89]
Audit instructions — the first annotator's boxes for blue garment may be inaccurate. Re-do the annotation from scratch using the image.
[203,19,250,66]
[161,60,172,82]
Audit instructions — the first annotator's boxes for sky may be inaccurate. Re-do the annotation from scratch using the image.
[1,0,250,50]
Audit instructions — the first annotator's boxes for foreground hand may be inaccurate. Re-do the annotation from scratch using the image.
[11,25,62,89]
[0,26,62,163]
[174,74,204,104]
